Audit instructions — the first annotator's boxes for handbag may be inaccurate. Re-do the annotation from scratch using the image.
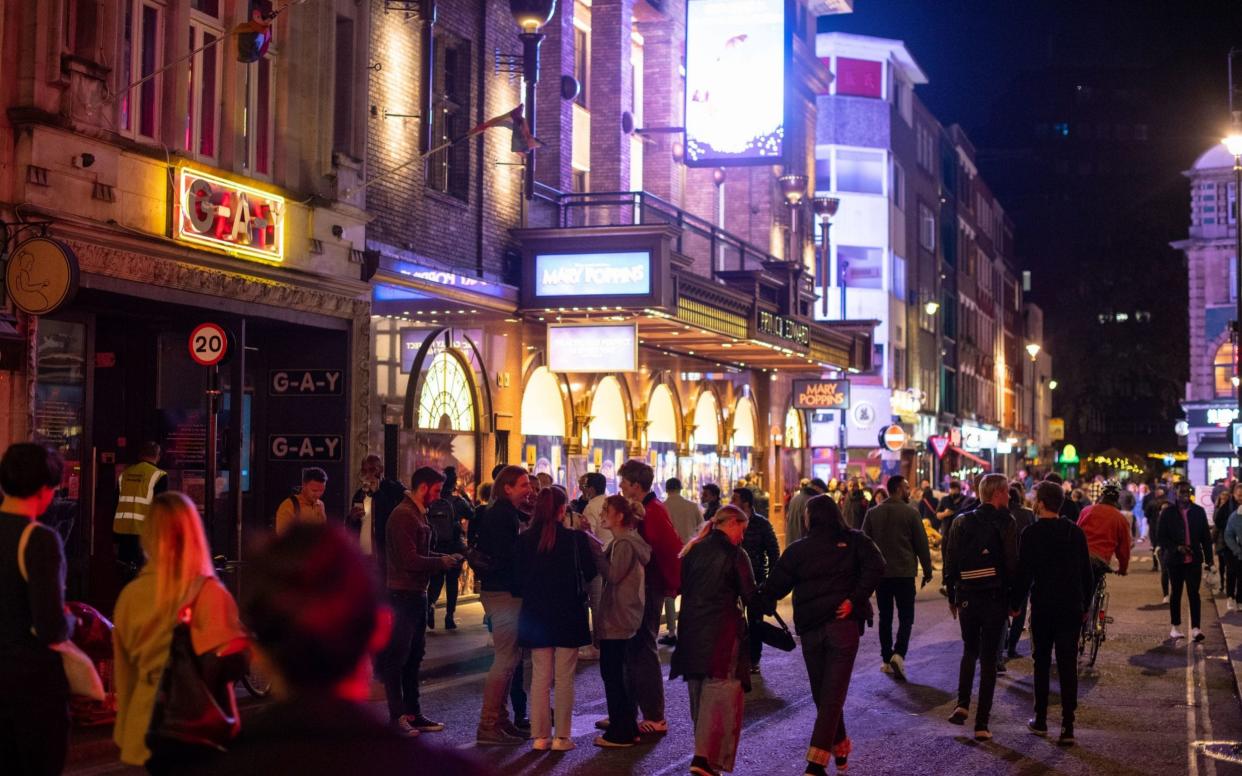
[145,576,241,755]
[752,609,797,652]
[16,521,105,701]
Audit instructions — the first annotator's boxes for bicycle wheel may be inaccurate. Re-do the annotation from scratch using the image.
[242,663,273,699]
[1087,591,1108,668]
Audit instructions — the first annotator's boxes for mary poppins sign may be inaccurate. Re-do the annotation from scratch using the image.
[533,251,651,297]
[792,379,850,411]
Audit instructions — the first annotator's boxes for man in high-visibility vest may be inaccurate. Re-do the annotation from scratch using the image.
[113,441,167,581]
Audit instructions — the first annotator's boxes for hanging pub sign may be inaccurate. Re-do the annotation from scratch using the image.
[792,379,850,411]
[5,237,79,316]
[175,167,285,263]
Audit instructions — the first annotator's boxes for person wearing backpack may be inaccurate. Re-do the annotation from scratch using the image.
[427,467,471,630]
[942,473,1019,741]
[1010,481,1094,746]
[275,468,329,535]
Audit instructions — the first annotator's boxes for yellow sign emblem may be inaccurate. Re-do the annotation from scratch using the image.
[5,237,78,316]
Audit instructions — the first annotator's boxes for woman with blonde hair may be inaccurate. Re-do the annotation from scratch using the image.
[113,492,248,772]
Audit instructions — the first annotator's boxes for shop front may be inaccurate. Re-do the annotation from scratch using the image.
[1182,401,1239,487]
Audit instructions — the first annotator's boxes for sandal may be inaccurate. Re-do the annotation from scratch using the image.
[638,719,668,734]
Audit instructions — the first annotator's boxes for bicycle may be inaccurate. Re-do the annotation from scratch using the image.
[213,556,273,699]
[1079,565,1114,670]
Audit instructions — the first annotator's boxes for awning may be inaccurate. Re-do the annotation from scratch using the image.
[1193,434,1235,458]
[949,446,992,470]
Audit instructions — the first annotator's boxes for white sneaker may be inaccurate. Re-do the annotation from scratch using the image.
[551,737,575,751]
[1162,596,1170,604]
[1170,627,1185,640]
[1192,628,1205,643]
[889,653,907,680]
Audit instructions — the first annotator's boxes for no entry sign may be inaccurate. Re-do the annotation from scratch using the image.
[881,424,907,452]
[189,323,229,366]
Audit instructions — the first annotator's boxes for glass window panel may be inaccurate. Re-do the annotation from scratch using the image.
[199,32,217,156]
[139,4,160,138]
[838,245,883,289]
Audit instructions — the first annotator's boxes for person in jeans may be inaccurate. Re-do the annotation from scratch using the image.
[1001,484,1037,663]
[733,486,780,673]
[670,506,756,776]
[861,475,932,681]
[181,523,492,776]
[943,473,1019,740]
[1011,481,1093,746]
[1215,483,1242,606]
[589,495,651,748]
[1156,482,1214,642]
[0,444,73,776]
[380,467,463,737]
[660,478,703,646]
[474,465,534,745]
[426,466,471,630]
[757,494,884,776]
[514,487,597,752]
[615,459,683,735]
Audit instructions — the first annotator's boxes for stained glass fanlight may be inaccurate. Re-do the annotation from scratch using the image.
[417,351,476,432]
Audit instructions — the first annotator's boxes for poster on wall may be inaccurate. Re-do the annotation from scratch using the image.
[685,0,786,166]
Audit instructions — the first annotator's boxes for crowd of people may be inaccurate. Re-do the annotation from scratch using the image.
[0,434,1232,776]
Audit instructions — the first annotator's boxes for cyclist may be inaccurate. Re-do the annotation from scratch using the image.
[1077,484,1131,589]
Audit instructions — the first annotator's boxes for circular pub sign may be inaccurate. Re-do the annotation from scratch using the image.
[881,424,907,452]
[188,322,229,366]
[5,237,79,316]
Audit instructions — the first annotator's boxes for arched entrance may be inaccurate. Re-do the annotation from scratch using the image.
[589,376,629,494]
[690,389,721,494]
[783,405,807,501]
[647,383,679,497]
[729,395,758,491]
[521,366,569,485]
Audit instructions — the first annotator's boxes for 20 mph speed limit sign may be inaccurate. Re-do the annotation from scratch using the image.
[189,323,229,366]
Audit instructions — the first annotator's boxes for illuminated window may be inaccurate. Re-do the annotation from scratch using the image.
[784,407,804,449]
[1214,341,1236,399]
[835,149,884,194]
[427,34,471,200]
[418,352,476,432]
[120,0,165,140]
[187,4,222,159]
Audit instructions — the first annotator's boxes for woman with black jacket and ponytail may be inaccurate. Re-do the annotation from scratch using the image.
[754,494,885,775]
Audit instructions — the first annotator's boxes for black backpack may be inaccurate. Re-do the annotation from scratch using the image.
[426,498,460,553]
[954,511,1005,592]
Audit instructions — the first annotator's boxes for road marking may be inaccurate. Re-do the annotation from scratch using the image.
[649,693,818,776]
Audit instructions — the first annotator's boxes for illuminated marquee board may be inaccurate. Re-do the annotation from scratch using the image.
[534,251,651,297]
[176,167,285,262]
[547,324,638,373]
[685,0,786,166]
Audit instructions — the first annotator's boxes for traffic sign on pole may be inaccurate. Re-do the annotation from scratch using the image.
[881,424,907,452]
[188,322,229,366]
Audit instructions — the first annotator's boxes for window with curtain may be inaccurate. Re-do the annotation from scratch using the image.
[1215,341,1236,399]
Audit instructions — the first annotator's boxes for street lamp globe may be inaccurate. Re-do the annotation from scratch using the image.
[1223,132,1242,159]
[923,300,940,315]
[812,195,840,218]
[510,0,557,31]
[1025,342,1041,361]
[778,174,808,206]
[1048,379,1058,391]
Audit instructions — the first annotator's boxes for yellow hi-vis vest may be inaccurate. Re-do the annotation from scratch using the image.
[114,461,166,535]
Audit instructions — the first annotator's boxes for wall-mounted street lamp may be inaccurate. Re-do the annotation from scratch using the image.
[778,174,808,266]
[510,0,557,199]
[812,195,840,318]
[1025,342,1041,361]
[923,300,940,315]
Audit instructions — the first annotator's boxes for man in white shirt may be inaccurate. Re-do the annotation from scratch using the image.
[659,477,703,645]
[579,472,610,660]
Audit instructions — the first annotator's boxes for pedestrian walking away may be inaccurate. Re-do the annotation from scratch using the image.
[1156,482,1214,642]
[1223,490,1242,611]
[662,477,704,646]
[513,487,598,752]
[0,444,74,776]
[380,466,463,737]
[587,495,651,748]
[943,473,1019,740]
[861,475,933,681]
[786,478,828,547]
[1077,483,1132,588]
[113,492,249,772]
[1002,484,1037,661]
[732,486,780,672]
[112,441,168,583]
[757,494,884,775]
[1011,481,1094,746]
[671,505,757,776]
[179,523,493,776]
[619,459,684,735]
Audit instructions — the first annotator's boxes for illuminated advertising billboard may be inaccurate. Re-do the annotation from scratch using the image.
[547,324,638,373]
[685,0,786,166]
[534,251,651,297]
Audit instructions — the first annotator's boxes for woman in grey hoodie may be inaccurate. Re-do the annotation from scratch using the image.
[588,495,651,748]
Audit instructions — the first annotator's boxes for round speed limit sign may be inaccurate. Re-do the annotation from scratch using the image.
[188,323,229,366]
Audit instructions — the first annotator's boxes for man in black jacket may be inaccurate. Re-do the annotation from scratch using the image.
[349,455,407,586]
[732,486,780,672]
[1157,482,1215,642]
[1010,481,1093,746]
[1002,484,1038,662]
[427,467,472,630]
[943,473,1019,740]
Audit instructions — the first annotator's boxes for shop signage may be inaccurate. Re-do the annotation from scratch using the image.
[5,237,79,315]
[685,0,785,166]
[188,323,229,367]
[176,167,285,263]
[792,379,849,410]
[880,424,907,452]
[1189,407,1241,427]
[269,370,344,396]
[269,434,343,462]
[929,436,950,458]
[851,401,877,429]
[1048,417,1065,440]
[1060,443,1079,465]
[547,324,638,373]
[533,251,650,297]
[961,424,999,452]
[756,310,810,347]
[948,427,962,448]
[996,440,1013,455]
[891,388,924,417]
[1232,422,1242,450]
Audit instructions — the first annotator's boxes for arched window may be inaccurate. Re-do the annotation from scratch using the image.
[785,407,805,449]
[417,351,476,432]
[1215,341,1236,399]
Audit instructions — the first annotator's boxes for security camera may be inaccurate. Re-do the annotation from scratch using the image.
[331,224,344,238]
[73,153,95,169]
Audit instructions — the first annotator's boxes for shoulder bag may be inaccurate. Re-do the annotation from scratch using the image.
[17,521,105,701]
[146,576,241,755]
[753,609,796,652]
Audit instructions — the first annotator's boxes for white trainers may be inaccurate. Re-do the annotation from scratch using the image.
[1192,628,1205,643]
[551,737,575,751]
[1162,596,1170,604]
[1170,627,1185,640]
[889,653,907,680]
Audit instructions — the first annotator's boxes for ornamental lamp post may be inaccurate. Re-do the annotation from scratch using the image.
[812,195,840,318]
[1026,343,1041,463]
[778,174,808,265]
[1222,123,1242,469]
[510,0,557,200]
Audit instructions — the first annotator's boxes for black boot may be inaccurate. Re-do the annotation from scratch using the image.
[445,614,457,630]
